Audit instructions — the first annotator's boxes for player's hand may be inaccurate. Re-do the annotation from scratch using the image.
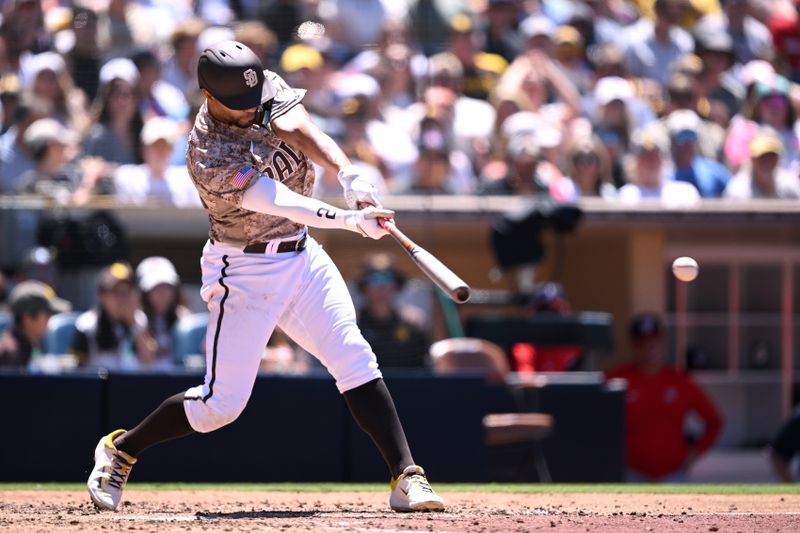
[338,165,380,209]
[344,206,394,239]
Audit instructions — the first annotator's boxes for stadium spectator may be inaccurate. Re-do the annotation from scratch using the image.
[131,49,190,122]
[234,20,279,69]
[0,74,21,135]
[562,136,615,199]
[162,18,206,99]
[624,0,695,85]
[519,15,556,57]
[356,254,431,368]
[725,75,800,172]
[15,118,78,199]
[606,313,723,482]
[481,0,522,63]
[83,58,144,165]
[770,406,800,482]
[0,280,70,367]
[279,44,335,119]
[113,116,200,207]
[14,246,59,290]
[619,123,701,206]
[695,0,774,66]
[66,6,102,102]
[666,109,732,197]
[136,256,190,369]
[692,29,741,127]
[445,14,507,101]
[0,93,53,194]
[480,133,546,195]
[71,262,156,370]
[20,51,90,133]
[663,72,727,160]
[401,115,475,195]
[724,131,800,199]
[553,25,593,96]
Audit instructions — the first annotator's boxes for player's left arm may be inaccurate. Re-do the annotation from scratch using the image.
[271,103,379,208]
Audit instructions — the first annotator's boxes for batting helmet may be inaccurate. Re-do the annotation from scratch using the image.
[197,40,276,110]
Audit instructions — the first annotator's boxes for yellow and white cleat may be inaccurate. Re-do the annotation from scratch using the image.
[87,429,136,511]
[389,465,445,512]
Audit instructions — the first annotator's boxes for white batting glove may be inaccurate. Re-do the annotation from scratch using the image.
[338,165,380,209]
[342,206,394,240]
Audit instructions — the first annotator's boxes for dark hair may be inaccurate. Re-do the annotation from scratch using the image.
[140,284,183,332]
[95,306,123,352]
[92,79,144,163]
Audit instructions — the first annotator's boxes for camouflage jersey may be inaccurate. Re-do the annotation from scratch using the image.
[187,71,313,246]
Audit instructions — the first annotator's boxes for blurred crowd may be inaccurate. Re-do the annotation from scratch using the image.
[1,0,800,207]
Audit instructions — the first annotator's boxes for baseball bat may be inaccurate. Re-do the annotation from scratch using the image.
[380,219,471,304]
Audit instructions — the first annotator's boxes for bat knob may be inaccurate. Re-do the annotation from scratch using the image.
[455,287,471,303]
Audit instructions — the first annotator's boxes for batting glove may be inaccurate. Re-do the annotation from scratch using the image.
[343,206,394,240]
[338,165,380,209]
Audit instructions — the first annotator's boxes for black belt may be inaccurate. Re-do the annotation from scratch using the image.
[242,235,307,254]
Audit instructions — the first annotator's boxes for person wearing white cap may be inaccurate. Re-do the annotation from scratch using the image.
[112,116,201,207]
[136,256,190,368]
[15,117,79,198]
[83,58,143,165]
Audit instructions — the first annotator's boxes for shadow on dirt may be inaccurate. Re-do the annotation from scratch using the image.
[196,511,318,520]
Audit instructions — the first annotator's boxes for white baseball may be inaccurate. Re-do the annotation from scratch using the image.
[672,256,699,282]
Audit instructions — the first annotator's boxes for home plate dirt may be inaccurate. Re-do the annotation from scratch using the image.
[1,490,798,532]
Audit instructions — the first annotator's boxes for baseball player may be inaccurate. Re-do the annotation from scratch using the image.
[87,41,445,513]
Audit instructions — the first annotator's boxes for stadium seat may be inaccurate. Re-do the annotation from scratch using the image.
[430,337,553,482]
[173,312,209,365]
[43,312,80,355]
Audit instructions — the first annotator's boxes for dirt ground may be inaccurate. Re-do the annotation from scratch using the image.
[0,490,797,532]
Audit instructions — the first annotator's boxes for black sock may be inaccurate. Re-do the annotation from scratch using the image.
[343,378,414,478]
[113,392,195,457]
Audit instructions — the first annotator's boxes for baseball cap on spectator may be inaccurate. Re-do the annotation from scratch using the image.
[519,15,555,41]
[631,124,669,154]
[136,256,180,292]
[99,58,139,86]
[740,60,775,88]
[594,76,633,106]
[140,116,180,146]
[671,53,703,78]
[666,109,700,143]
[750,131,784,158]
[449,13,473,34]
[98,262,135,291]
[629,313,662,339]
[9,280,71,316]
[694,28,734,57]
[22,52,67,85]
[507,134,541,161]
[429,52,464,80]
[280,44,324,73]
[23,118,77,154]
[335,73,380,100]
[754,75,791,98]
[555,25,584,52]
[196,26,236,55]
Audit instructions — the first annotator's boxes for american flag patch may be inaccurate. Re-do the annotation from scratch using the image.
[230,165,256,189]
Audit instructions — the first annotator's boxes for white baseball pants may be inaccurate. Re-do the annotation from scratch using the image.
[184,235,382,433]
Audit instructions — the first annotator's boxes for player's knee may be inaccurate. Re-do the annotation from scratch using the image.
[193,396,248,432]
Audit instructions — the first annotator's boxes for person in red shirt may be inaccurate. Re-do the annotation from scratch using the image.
[606,313,723,482]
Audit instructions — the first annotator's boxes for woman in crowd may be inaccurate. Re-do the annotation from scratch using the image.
[71,262,155,370]
[136,256,190,369]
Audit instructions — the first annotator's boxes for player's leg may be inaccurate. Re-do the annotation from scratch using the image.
[88,244,301,510]
[277,238,444,511]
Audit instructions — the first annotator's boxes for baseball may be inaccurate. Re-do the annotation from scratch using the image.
[672,256,699,282]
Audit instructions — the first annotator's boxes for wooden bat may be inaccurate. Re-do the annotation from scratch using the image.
[379,219,471,304]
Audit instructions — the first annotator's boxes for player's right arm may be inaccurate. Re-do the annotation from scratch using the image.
[241,175,391,240]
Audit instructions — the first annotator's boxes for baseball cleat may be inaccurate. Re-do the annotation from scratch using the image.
[87,429,136,511]
[389,465,445,512]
